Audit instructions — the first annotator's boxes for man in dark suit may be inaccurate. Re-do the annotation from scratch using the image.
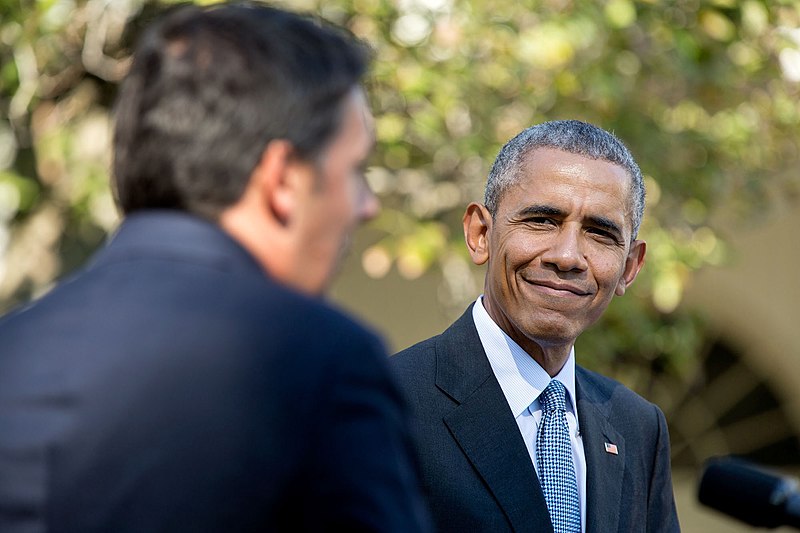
[392,120,680,532]
[0,4,430,532]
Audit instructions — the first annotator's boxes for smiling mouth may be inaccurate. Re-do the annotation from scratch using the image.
[523,278,592,297]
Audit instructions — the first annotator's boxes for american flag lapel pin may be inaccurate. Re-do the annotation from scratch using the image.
[604,442,619,455]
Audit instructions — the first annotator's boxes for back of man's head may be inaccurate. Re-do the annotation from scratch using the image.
[112,2,369,220]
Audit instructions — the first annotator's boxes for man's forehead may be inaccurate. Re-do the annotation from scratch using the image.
[351,87,375,142]
[518,146,629,175]
[511,149,627,187]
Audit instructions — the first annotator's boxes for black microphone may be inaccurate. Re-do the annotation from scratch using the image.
[698,456,800,529]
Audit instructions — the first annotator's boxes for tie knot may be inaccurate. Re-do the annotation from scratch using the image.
[540,380,567,413]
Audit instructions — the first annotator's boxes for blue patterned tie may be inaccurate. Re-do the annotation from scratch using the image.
[536,379,581,533]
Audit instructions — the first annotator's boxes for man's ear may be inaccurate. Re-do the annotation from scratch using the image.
[251,139,306,226]
[463,202,492,265]
[616,239,646,296]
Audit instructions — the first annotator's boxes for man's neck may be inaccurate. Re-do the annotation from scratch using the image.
[514,336,571,378]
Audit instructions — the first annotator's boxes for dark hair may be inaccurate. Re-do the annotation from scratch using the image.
[485,120,646,239]
[112,2,370,218]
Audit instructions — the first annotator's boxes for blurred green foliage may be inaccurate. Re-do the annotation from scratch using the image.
[1,0,799,393]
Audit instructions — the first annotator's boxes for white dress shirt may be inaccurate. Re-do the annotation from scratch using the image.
[472,296,587,532]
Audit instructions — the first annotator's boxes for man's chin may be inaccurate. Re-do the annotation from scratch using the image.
[517,314,583,348]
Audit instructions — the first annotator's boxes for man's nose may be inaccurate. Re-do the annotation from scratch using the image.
[358,185,380,223]
[540,225,588,272]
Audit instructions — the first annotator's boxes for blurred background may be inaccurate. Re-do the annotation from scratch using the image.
[1,0,798,529]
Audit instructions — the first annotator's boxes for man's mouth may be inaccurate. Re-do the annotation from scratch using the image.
[522,277,592,297]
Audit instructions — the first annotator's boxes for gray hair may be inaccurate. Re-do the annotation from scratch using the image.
[485,120,645,239]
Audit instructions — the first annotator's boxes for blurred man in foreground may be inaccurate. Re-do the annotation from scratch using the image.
[392,120,680,532]
[0,4,430,532]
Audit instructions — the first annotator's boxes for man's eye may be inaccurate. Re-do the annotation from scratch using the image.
[588,228,617,241]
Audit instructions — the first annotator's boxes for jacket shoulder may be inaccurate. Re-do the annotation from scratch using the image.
[392,335,438,363]
[576,365,666,424]
[389,335,440,393]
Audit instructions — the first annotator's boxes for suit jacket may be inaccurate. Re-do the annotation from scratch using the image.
[0,210,430,533]
[390,305,679,533]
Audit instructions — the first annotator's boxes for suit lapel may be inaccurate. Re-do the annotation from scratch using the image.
[436,308,553,533]
[576,371,624,533]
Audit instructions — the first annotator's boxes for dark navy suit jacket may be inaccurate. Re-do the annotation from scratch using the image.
[391,305,680,533]
[0,211,430,532]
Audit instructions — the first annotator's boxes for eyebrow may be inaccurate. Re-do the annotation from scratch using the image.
[517,204,624,237]
[517,204,564,218]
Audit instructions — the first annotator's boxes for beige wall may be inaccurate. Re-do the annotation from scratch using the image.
[683,204,800,433]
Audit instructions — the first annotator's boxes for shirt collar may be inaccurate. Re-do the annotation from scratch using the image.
[472,296,579,419]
